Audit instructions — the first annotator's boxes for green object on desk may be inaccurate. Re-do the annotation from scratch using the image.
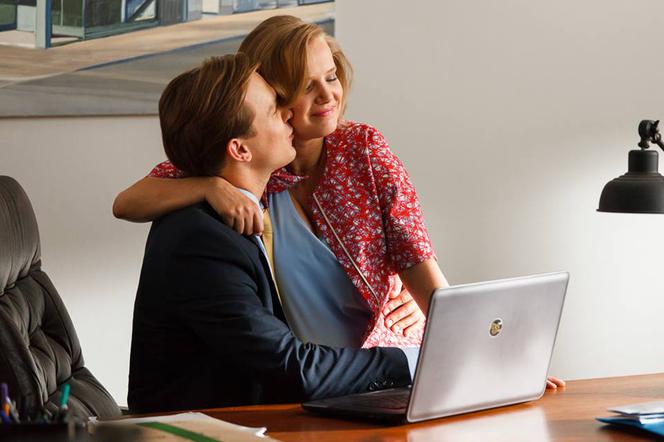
[59,384,70,408]
[138,422,223,442]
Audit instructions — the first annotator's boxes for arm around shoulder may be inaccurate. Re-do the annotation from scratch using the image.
[113,173,263,233]
[112,176,213,222]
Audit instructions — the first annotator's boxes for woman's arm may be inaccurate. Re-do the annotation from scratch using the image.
[113,176,211,222]
[398,258,448,314]
[113,176,263,234]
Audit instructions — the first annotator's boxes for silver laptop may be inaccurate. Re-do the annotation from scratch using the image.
[302,272,569,423]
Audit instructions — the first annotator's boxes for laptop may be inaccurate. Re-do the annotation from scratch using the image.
[302,272,569,423]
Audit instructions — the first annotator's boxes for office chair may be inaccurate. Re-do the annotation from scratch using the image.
[0,176,121,419]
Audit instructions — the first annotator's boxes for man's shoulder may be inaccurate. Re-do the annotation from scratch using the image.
[150,203,248,251]
[156,202,220,230]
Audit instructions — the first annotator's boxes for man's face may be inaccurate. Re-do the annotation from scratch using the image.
[241,73,296,172]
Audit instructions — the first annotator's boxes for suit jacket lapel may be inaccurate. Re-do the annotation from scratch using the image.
[249,236,287,324]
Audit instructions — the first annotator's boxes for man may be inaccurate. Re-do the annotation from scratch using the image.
[128,54,412,413]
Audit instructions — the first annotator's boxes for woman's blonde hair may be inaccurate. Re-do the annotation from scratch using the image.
[239,15,353,114]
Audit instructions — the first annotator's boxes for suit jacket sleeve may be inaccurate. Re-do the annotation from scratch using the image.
[166,223,412,402]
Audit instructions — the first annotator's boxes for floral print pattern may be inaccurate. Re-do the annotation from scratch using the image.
[149,122,435,348]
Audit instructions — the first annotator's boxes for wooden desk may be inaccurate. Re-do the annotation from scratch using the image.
[199,373,664,441]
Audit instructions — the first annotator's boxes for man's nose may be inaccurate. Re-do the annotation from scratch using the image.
[282,107,293,121]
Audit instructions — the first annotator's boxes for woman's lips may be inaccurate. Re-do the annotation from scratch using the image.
[312,106,336,118]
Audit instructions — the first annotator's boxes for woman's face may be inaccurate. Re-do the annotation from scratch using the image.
[290,35,344,141]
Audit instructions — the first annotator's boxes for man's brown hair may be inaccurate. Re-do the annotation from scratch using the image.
[159,53,257,177]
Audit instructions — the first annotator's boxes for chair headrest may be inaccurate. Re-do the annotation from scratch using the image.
[0,176,41,294]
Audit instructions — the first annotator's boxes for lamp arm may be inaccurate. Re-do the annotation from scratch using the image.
[638,120,664,151]
[653,132,664,151]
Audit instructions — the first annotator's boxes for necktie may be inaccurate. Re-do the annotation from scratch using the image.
[261,208,275,272]
[260,208,282,304]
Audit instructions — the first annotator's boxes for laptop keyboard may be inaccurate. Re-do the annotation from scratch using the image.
[332,388,411,410]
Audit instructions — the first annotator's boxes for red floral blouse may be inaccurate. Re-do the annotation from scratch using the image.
[148,122,436,348]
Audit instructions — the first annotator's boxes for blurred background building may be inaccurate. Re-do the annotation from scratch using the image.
[0,0,331,47]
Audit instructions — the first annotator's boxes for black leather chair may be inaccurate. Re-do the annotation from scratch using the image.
[0,176,120,419]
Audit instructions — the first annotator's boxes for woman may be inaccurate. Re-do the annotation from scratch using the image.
[114,16,564,387]
[115,15,440,349]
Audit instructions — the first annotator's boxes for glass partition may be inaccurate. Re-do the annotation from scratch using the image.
[52,0,83,36]
[0,0,17,30]
[52,0,158,38]
[1,0,332,45]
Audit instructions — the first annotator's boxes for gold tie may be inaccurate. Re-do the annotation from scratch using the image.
[261,208,282,304]
[261,208,275,271]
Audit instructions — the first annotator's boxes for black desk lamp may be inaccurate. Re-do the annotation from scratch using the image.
[598,120,664,213]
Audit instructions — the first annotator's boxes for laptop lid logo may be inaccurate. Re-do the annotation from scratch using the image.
[490,318,503,336]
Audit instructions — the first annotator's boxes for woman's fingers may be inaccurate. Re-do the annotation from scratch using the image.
[232,217,245,236]
[403,320,422,337]
[546,376,566,389]
[384,301,415,327]
[253,210,264,236]
[384,301,424,336]
[391,311,420,335]
[383,288,426,336]
[225,205,263,235]
[388,287,403,299]
[206,179,263,235]
[383,290,411,315]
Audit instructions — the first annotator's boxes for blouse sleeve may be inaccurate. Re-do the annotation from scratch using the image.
[147,160,184,179]
[364,125,436,272]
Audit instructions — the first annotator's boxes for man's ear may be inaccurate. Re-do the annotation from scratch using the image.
[226,138,252,163]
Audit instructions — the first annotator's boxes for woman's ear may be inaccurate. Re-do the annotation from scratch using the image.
[226,138,252,163]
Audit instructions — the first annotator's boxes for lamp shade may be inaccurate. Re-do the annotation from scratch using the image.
[598,149,664,213]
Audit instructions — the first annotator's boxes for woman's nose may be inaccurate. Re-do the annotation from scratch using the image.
[316,83,333,103]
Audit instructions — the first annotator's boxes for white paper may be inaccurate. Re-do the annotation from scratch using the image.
[609,400,664,416]
[89,412,271,438]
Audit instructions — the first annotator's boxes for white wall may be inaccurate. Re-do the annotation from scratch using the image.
[336,0,664,379]
[0,116,164,405]
[2,0,664,407]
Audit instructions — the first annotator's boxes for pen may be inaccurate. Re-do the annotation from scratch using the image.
[59,383,70,410]
[56,383,71,423]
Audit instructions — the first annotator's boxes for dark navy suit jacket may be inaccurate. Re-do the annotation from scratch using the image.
[128,203,411,413]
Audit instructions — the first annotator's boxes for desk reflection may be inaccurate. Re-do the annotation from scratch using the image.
[406,408,549,442]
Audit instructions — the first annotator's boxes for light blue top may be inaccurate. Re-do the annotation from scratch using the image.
[269,190,372,348]
[236,187,419,378]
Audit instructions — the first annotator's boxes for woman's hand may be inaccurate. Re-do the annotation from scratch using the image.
[546,375,566,390]
[205,177,264,236]
[382,287,426,337]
